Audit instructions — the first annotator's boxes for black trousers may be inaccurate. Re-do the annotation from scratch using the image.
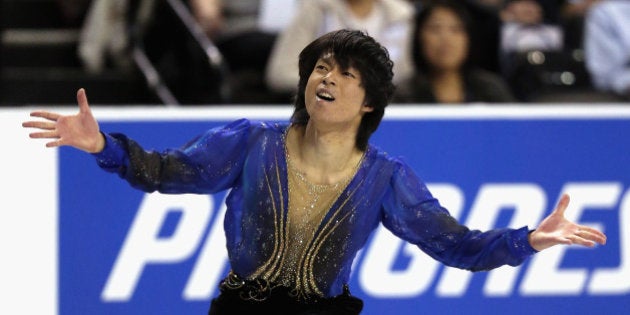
[208,277,363,315]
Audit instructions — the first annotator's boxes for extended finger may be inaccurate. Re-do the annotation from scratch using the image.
[45,139,63,148]
[77,88,91,114]
[569,236,595,247]
[29,111,60,121]
[22,121,56,130]
[566,234,597,247]
[576,227,607,245]
[29,131,59,139]
[552,194,570,217]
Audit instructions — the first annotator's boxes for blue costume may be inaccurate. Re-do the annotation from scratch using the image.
[94,118,537,299]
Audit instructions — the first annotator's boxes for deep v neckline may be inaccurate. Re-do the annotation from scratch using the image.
[281,125,366,224]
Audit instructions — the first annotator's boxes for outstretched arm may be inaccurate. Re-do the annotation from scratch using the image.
[528,194,607,251]
[22,88,105,153]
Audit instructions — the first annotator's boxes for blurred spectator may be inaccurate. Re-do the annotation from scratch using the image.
[498,0,563,69]
[584,0,630,100]
[489,0,574,101]
[454,1,563,69]
[431,0,567,101]
[82,0,286,76]
[190,0,288,76]
[265,0,415,96]
[78,0,293,104]
[78,0,132,74]
[190,0,296,103]
[394,0,516,104]
[414,0,505,75]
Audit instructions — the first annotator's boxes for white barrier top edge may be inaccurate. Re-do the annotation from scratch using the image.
[10,103,630,121]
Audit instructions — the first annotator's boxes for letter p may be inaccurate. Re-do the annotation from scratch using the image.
[101,193,212,301]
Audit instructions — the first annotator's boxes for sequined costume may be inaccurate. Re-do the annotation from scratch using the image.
[93,118,537,300]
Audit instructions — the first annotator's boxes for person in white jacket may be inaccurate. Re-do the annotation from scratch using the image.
[265,0,415,95]
[584,0,630,100]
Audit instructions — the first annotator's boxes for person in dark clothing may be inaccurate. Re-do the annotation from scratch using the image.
[395,0,516,104]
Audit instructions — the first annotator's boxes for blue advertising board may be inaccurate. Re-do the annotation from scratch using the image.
[56,108,630,315]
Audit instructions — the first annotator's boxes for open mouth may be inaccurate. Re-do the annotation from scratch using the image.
[316,90,335,102]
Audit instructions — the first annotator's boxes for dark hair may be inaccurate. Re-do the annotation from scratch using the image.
[291,29,395,151]
[412,0,474,74]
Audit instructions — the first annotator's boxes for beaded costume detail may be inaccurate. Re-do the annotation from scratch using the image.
[249,128,363,299]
